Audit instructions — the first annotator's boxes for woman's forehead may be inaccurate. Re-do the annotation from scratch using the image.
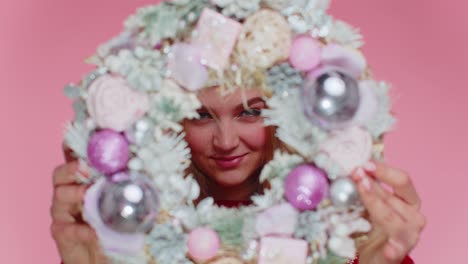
[197,88,265,109]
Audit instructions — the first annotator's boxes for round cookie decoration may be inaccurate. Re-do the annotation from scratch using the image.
[63,0,396,263]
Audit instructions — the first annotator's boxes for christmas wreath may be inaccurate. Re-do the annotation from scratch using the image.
[63,0,396,263]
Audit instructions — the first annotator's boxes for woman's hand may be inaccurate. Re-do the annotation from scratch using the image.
[50,147,107,264]
[353,162,426,264]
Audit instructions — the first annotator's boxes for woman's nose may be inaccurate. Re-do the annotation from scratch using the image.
[213,121,240,152]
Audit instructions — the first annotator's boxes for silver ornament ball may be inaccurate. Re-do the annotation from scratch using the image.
[98,175,160,233]
[125,118,154,145]
[329,178,359,207]
[301,70,360,129]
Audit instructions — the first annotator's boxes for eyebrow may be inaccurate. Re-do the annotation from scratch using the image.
[238,97,266,109]
[197,97,266,112]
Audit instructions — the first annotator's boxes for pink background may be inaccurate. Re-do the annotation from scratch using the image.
[1,0,466,263]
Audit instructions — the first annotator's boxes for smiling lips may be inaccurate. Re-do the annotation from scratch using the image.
[212,154,247,169]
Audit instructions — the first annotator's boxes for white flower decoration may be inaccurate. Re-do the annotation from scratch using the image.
[318,126,373,177]
[86,74,149,132]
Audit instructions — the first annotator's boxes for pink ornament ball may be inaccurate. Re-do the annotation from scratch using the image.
[289,35,322,71]
[285,164,329,210]
[87,129,130,175]
[187,227,220,261]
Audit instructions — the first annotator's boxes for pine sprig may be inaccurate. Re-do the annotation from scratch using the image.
[364,81,396,139]
[148,80,201,133]
[146,223,193,264]
[262,90,328,158]
[63,121,92,159]
[125,0,210,46]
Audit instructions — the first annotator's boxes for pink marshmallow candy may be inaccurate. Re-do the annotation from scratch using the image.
[289,35,322,71]
[187,227,220,261]
[192,8,242,71]
[258,237,308,264]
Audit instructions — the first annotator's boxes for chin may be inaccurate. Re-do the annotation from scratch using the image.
[212,171,250,187]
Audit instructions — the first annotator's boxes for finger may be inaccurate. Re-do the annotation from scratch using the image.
[356,174,420,259]
[365,162,421,208]
[53,162,79,186]
[369,176,424,229]
[51,203,81,223]
[50,188,84,224]
[355,174,403,228]
[51,222,96,243]
[377,185,427,231]
[54,184,86,204]
[53,161,91,186]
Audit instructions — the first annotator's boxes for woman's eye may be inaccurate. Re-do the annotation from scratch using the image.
[240,108,262,117]
[196,111,213,120]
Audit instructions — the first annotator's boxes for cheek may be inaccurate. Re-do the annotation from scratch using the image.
[239,123,269,150]
[184,125,212,155]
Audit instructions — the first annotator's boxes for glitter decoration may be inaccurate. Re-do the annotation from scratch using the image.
[236,10,292,69]
[87,129,129,175]
[285,164,329,210]
[191,8,242,71]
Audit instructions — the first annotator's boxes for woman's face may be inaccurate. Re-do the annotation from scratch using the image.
[183,87,270,187]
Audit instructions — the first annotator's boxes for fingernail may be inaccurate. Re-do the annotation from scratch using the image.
[352,168,366,182]
[75,160,91,183]
[363,161,376,172]
[360,175,372,192]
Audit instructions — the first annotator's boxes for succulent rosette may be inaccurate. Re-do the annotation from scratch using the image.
[63,0,396,263]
